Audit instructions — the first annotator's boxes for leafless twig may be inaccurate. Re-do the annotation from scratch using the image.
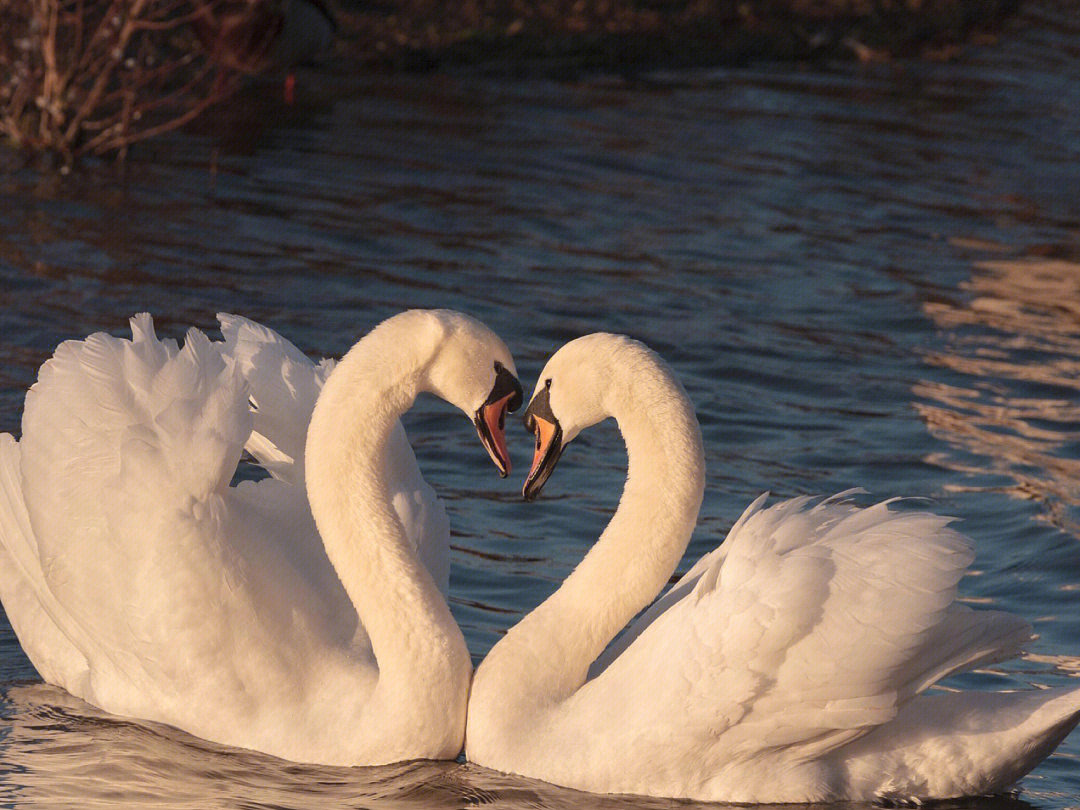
[1,0,251,166]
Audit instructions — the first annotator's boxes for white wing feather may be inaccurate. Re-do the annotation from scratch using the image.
[13,317,254,699]
[581,495,1033,768]
[216,313,450,592]
[0,435,90,693]
[217,313,333,484]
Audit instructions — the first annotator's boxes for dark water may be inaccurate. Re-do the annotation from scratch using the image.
[3,3,1080,806]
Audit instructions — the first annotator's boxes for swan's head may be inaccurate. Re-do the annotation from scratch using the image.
[417,310,523,478]
[522,333,642,500]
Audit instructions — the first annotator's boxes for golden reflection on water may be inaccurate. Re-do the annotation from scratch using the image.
[0,681,1045,810]
[917,257,1080,533]
[0,683,736,810]
[1025,653,1080,677]
[0,681,1041,810]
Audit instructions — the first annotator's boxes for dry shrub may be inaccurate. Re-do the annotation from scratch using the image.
[0,0,245,165]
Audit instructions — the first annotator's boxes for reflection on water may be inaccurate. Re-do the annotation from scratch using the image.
[1,685,447,810]
[0,684,528,810]
[918,257,1080,535]
[0,682,1046,810]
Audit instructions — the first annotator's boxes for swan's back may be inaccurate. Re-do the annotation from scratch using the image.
[547,494,1043,801]
[5,318,352,715]
[687,497,1031,752]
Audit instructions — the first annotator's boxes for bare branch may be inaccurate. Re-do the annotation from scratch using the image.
[3,0,249,163]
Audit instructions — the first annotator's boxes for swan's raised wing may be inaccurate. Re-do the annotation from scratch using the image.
[217,313,334,484]
[0,434,91,693]
[217,314,450,593]
[14,315,258,704]
[585,494,1032,767]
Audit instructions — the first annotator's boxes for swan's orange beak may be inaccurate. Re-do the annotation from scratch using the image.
[475,393,516,477]
[474,363,523,478]
[522,386,564,501]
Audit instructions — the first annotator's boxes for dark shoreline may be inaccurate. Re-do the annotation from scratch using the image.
[334,0,1024,76]
[0,0,1035,166]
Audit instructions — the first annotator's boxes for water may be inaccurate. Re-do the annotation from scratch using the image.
[2,2,1080,805]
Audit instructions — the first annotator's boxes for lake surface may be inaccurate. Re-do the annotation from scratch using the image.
[2,3,1080,806]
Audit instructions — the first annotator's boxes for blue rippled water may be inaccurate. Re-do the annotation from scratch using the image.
[2,3,1080,806]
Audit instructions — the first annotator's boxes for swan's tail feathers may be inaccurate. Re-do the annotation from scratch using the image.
[841,687,1080,800]
[899,605,1033,700]
[217,313,335,484]
[0,435,91,693]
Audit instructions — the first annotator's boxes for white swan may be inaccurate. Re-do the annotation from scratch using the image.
[0,309,522,765]
[466,333,1080,803]
[217,313,452,593]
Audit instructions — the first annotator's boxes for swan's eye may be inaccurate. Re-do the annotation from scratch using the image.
[544,379,552,389]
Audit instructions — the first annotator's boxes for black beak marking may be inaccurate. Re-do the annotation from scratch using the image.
[522,384,565,501]
[473,361,523,478]
[489,361,524,414]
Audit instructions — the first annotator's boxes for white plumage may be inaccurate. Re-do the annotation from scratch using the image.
[0,310,516,765]
[467,333,1080,803]
[218,313,450,592]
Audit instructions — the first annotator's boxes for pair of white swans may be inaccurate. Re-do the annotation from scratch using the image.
[0,309,1078,803]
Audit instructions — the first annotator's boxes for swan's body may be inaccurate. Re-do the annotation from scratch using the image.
[0,309,520,765]
[467,333,1080,803]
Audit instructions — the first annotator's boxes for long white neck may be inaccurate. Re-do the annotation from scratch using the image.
[472,354,705,719]
[304,319,469,710]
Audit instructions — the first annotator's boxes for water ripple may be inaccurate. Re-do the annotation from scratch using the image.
[3,1,1080,805]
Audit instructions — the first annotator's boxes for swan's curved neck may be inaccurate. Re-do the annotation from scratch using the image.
[305,323,466,691]
[476,359,705,711]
